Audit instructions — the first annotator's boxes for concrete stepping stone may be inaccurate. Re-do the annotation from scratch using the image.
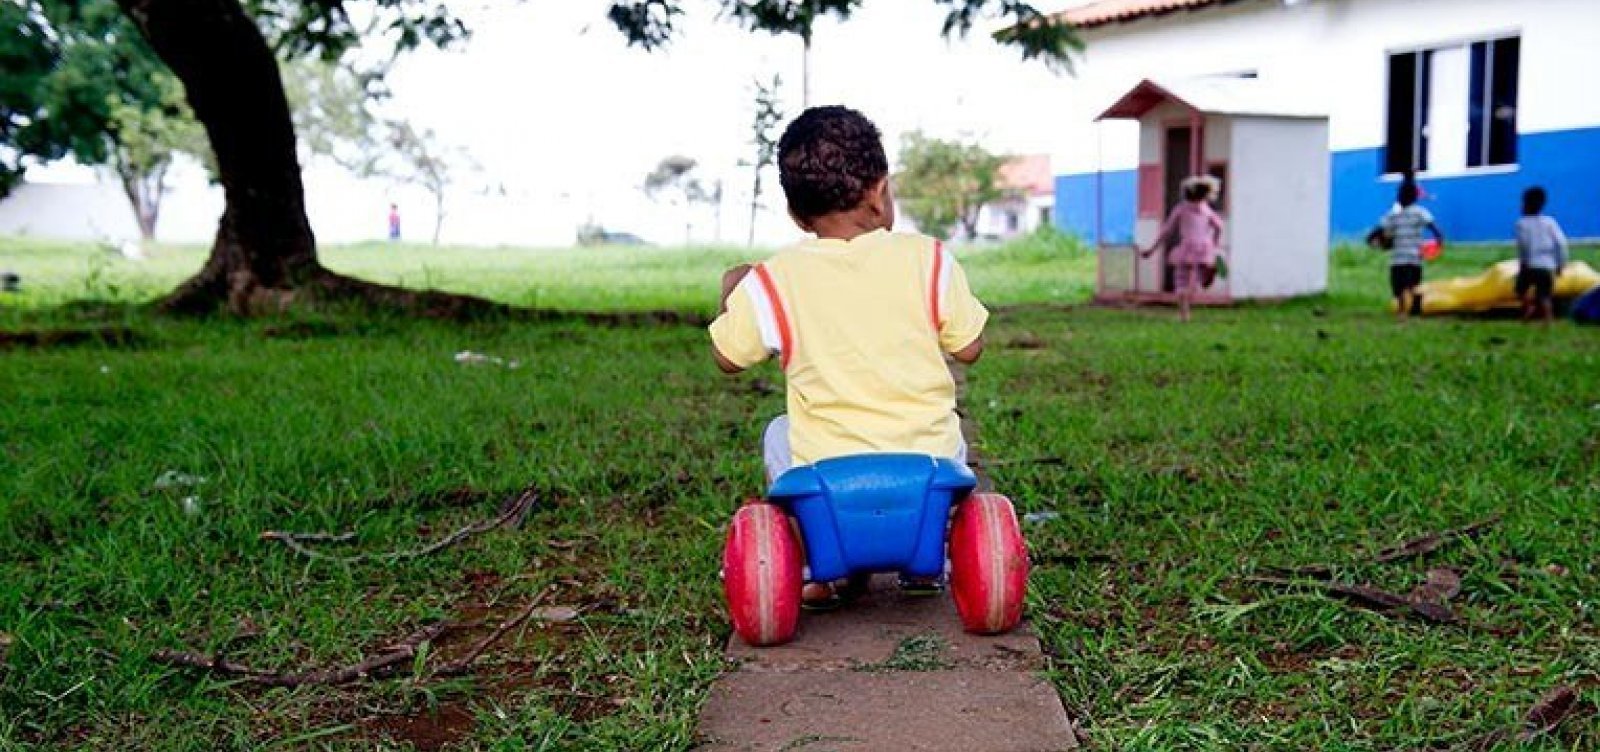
[696,577,1079,751]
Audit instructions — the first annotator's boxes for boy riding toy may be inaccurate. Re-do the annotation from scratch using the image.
[707,106,1030,648]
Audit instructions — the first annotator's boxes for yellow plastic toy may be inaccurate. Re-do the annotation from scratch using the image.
[1396,260,1600,315]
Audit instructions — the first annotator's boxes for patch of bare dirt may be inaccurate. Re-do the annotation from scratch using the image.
[361,703,478,751]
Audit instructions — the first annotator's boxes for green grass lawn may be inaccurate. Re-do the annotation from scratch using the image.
[1,234,1597,750]
[0,231,1094,314]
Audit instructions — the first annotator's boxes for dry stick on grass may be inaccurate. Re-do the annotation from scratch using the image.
[1373,516,1500,564]
[432,589,554,677]
[151,622,466,687]
[260,487,539,564]
[1264,517,1501,580]
[1464,685,1596,750]
[151,591,561,687]
[1244,575,1458,624]
[969,456,1069,469]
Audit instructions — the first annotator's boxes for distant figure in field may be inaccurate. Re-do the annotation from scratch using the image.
[1515,186,1568,324]
[1376,177,1445,320]
[388,203,402,242]
[1141,175,1224,323]
[1,270,18,293]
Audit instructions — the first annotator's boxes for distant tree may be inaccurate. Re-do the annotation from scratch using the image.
[370,122,471,246]
[38,0,1079,313]
[743,74,785,246]
[107,76,208,241]
[281,58,380,171]
[895,132,1009,240]
[0,0,208,241]
[644,155,717,244]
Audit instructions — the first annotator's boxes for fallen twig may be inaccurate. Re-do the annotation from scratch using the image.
[970,456,1069,469]
[433,590,554,676]
[152,622,463,687]
[151,590,564,687]
[1264,517,1500,582]
[1407,567,1462,605]
[1374,517,1500,564]
[1244,575,1458,624]
[261,487,539,564]
[1262,563,1334,579]
[1464,685,1595,750]
[1033,551,1116,567]
[260,531,357,545]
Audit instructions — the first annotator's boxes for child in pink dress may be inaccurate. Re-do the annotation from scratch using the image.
[1142,177,1224,322]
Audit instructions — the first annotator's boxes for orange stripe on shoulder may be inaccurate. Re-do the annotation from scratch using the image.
[752,263,793,370]
[929,240,944,331]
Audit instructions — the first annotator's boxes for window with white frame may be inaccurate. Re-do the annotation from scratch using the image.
[1384,35,1519,175]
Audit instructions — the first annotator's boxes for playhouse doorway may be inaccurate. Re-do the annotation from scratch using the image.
[1161,125,1195,292]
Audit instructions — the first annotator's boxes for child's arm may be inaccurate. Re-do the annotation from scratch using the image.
[1516,221,1532,268]
[950,337,984,364]
[1553,219,1570,273]
[1209,207,1225,247]
[719,264,752,314]
[1427,222,1445,247]
[709,264,768,375]
[937,252,990,363]
[1142,209,1179,258]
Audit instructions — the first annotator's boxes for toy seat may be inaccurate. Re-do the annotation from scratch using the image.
[767,454,977,583]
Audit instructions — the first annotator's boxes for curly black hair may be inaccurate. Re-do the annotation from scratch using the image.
[1523,186,1547,215]
[777,106,889,221]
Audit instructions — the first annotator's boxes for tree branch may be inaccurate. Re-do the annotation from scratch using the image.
[261,487,539,564]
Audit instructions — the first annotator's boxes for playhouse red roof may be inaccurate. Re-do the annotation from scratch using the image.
[1098,78,1327,121]
[1053,0,1242,29]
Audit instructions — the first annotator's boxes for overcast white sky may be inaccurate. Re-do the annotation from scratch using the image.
[36,1,1103,246]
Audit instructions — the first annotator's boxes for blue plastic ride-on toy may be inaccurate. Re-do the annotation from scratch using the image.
[722,454,1030,647]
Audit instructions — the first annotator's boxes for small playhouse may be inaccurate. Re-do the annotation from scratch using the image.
[1094,78,1332,304]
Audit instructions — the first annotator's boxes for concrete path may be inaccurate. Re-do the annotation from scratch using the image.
[694,578,1079,751]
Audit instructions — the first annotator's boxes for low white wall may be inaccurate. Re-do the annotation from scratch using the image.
[1229,117,1330,298]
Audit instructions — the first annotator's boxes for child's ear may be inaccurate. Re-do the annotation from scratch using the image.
[871,177,895,229]
[789,207,813,234]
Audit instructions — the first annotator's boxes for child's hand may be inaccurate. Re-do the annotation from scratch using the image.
[719,264,753,314]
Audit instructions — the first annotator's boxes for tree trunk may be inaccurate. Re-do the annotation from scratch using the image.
[431,187,444,246]
[115,0,320,312]
[114,159,162,242]
[800,35,812,109]
[112,0,502,318]
[748,170,761,247]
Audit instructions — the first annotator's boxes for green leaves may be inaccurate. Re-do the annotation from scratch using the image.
[895,131,1010,240]
[2,1,164,184]
[605,0,1082,69]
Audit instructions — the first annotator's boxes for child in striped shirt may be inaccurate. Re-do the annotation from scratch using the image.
[1377,179,1445,320]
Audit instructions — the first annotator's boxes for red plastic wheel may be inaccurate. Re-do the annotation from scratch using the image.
[723,501,802,647]
[948,493,1029,635]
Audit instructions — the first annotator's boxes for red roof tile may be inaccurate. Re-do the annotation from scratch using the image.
[998,155,1053,197]
[1054,0,1243,29]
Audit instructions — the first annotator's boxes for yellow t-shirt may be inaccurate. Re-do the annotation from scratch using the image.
[709,229,989,466]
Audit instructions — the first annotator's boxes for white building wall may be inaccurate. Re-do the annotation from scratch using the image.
[1229,117,1331,298]
[1055,0,1600,177]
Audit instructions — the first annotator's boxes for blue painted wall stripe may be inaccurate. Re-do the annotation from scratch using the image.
[1055,125,1600,244]
[1055,170,1137,244]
